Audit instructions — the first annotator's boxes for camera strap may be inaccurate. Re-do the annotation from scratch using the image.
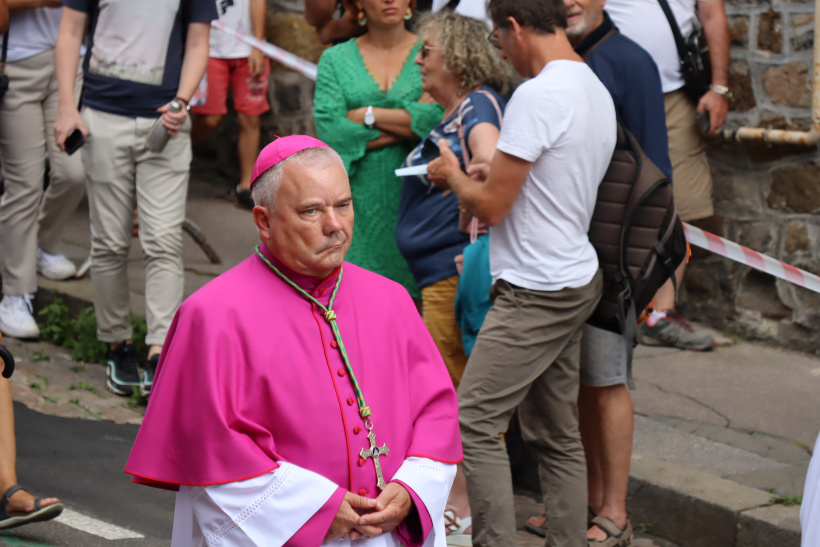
[656,0,689,60]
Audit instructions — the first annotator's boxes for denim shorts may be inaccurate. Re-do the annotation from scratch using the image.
[580,323,634,389]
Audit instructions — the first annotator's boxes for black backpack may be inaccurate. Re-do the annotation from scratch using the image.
[587,122,687,345]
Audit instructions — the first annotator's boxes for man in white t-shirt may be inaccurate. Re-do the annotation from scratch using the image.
[192,0,270,209]
[427,0,616,545]
[606,0,730,351]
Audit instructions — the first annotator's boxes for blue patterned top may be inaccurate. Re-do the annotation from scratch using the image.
[395,86,505,290]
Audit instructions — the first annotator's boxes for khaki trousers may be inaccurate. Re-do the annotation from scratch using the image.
[0,49,86,295]
[458,272,603,547]
[664,90,714,222]
[81,106,191,346]
[421,275,468,389]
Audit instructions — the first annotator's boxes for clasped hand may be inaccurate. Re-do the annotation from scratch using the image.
[324,483,413,541]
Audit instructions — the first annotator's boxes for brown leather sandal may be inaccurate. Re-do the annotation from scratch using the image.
[587,515,633,547]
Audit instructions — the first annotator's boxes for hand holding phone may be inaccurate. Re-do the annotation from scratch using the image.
[697,109,711,136]
[64,128,85,156]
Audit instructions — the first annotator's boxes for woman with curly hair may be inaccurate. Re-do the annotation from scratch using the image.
[395,12,510,543]
[314,0,443,298]
[397,11,509,388]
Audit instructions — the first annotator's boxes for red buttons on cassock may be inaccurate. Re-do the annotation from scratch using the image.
[353,426,362,434]
[347,397,355,406]
[358,489,368,496]
[318,288,325,295]
[331,340,338,348]
[358,458,366,467]
[338,368,346,376]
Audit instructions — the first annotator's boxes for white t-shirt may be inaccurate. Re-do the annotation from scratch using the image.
[492,60,616,292]
[2,7,62,63]
[432,0,491,29]
[209,0,253,59]
[606,0,707,93]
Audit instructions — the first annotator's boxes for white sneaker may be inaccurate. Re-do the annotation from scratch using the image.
[37,248,77,280]
[0,294,40,338]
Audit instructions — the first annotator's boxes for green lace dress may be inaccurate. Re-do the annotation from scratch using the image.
[314,38,444,298]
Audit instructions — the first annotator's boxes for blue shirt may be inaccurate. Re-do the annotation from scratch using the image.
[395,86,505,290]
[63,0,217,118]
[575,11,673,182]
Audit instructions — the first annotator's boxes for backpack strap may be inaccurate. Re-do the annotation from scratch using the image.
[456,89,503,169]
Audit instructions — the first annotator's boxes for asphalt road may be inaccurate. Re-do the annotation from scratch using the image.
[2,403,173,546]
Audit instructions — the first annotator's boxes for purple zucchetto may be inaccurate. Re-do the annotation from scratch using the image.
[250,135,331,190]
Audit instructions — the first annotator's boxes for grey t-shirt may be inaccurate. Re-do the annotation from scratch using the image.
[62,0,218,118]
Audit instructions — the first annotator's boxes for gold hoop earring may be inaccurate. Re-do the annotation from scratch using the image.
[404,7,412,20]
[358,11,367,26]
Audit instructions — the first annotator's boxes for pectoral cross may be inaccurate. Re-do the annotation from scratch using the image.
[360,427,390,490]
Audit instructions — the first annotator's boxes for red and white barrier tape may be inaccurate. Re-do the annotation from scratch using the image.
[211,21,318,81]
[683,222,820,294]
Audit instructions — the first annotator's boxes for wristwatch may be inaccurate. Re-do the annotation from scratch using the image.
[709,84,733,100]
[363,106,376,129]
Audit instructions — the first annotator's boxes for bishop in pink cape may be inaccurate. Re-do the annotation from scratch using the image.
[125,136,463,546]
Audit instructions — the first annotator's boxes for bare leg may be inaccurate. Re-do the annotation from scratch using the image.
[0,378,17,495]
[578,383,633,541]
[236,113,261,192]
[651,259,686,311]
[444,464,471,534]
[0,378,60,514]
[190,114,223,148]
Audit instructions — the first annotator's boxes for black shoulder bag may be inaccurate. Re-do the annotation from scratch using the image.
[657,0,711,102]
[0,31,9,101]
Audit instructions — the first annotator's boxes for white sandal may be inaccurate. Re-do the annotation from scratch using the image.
[444,509,473,546]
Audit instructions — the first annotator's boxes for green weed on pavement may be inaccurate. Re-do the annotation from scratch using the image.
[38,292,148,364]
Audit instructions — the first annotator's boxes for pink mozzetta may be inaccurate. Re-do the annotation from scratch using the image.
[250,135,331,189]
[124,244,463,493]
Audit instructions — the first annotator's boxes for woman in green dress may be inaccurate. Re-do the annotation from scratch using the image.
[313,0,443,298]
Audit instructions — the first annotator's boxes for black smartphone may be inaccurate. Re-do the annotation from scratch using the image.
[697,109,710,136]
[420,138,440,163]
[64,129,85,156]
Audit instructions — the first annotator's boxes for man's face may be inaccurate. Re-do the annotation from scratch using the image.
[490,24,528,77]
[564,0,606,43]
[255,160,354,279]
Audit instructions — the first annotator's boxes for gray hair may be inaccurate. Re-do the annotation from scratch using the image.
[415,11,511,95]
[251,146,347,211]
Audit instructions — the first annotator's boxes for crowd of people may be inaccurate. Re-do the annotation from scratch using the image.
[12,0,816,546]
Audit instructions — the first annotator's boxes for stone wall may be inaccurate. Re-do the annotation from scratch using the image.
[682,0,820,353]
[195,0,820,352]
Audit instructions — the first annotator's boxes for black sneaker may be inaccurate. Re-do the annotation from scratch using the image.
[141,354,159,397]
[106,342,141,396]
[235,185,254,210]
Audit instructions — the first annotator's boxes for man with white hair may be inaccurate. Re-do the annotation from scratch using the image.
[126,136,462,546]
